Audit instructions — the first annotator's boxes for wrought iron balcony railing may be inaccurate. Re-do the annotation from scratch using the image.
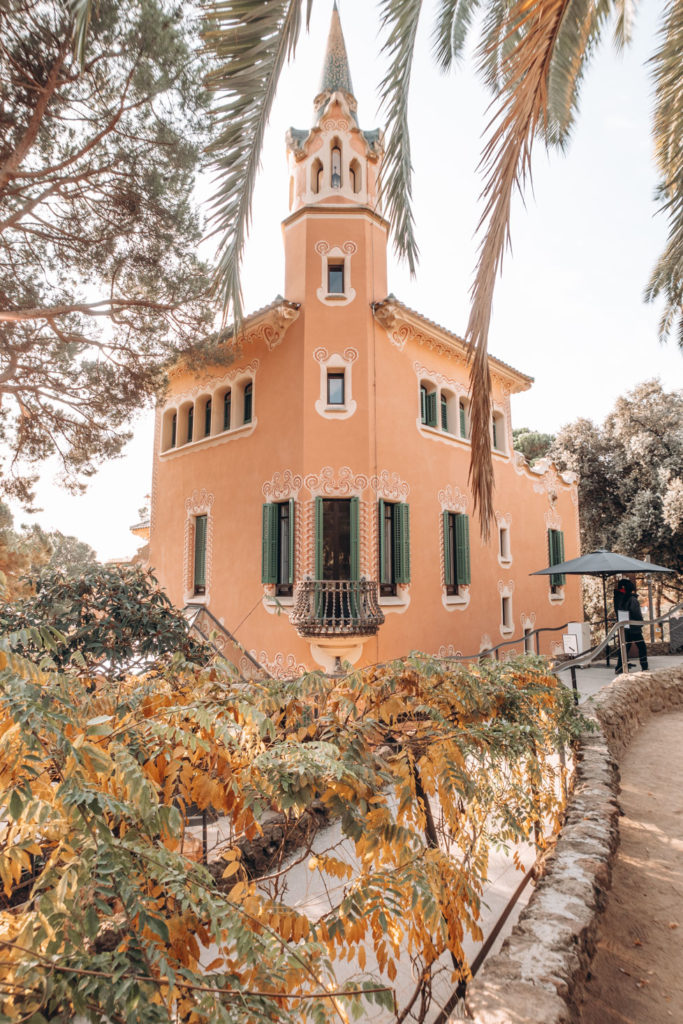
[290,579,385,637]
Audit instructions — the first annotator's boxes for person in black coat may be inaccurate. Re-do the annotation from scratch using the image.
[614,578,648,674]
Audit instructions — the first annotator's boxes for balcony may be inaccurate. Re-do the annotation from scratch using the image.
[290,579,385,638]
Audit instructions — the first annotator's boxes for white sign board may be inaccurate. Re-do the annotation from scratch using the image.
[562,633,579,656]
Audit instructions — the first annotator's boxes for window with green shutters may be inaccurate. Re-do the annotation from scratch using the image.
[223,390,231,431]
[443,511,471,592]
[262,501,295,591]
[379,500,410,591]
[547,529,566,587]
[440,394,448,431]
[204,398,212,437]
[193,515,207,594]
[420,385,437,427]
[459,399,469,439]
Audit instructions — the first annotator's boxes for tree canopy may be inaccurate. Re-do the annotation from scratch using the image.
[550,378,683,591]
[512,428,555,465]
[0,0,215,505]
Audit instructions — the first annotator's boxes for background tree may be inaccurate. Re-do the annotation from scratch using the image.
[550,378,683,612]
[46,530,98,575]
[0,502,52,597]
[0,563,209,678]
[0,0,218,505]
[512,427,555,465]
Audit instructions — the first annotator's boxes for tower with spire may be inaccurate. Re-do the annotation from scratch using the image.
[144,3,582,676]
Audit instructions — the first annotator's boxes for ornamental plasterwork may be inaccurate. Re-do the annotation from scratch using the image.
[239,305,299,351]
[183,489,214,603]
[304,465,369,496]
[438,485,469,513]
[520,611,537,631]
[313,346,358,366]
[497,579,515,596]
[544,508,562,530]
[320,118,350,132]
[480,634,493,653]
[413,361,467,393]
[250,650,307,680]
[165,360,259,408]
[262,470,304,501]
[370,470,410,500]
[438,644,464,659]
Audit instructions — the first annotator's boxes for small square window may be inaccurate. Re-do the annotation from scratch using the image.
[327,372,345,406]
[327,263,344,294]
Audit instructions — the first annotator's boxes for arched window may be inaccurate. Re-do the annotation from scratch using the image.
[203,398,212,437]
[186,405,194,443]
[223,389,231,431]
[492,411,505,451]
[311,158,323,194]
[243,381,253,424]
[459,398,470,439]
[349,158,361,194]
[171,412,177,448]
[331,144,342,188]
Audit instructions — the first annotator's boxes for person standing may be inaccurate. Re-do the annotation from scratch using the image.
[614,578,649,674]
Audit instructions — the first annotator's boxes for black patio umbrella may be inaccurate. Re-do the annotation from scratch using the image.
[531,549,673,664]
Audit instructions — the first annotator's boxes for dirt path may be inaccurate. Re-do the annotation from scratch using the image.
[578,709,683,1024]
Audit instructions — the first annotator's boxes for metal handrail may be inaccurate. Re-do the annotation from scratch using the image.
[184,603,266,675]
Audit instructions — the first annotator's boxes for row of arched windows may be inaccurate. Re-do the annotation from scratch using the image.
[418,381,507,451]
[161,378,254,452]
[311,139,362,195]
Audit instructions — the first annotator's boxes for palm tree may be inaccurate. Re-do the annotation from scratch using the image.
[70,0,682,536]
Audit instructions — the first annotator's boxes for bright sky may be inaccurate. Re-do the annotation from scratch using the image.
[11,0,683,561]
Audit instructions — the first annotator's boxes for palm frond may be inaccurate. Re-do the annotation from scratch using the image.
[466,0,575,537]
[67,0,93,64]
[645,0,683,346]
[202,0,307,325]
[432,0,483,71]
[612,0,638,50]
[377,0,423,275]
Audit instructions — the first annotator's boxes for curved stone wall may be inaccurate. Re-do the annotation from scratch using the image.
[463,665,683,1024]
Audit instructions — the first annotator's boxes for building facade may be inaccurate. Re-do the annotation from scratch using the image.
[145,7,582,676]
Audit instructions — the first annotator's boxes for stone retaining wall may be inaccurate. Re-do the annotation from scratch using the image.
[463,665,683,1024]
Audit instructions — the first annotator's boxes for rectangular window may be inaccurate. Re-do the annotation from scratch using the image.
[187,406,194,443]
[262,501,295,591]
[420,388,437,427]
[204,398,212,437]
[501,595,512,628]
[327,371,345,406]
[547,528,566,589]
[443,511,471,594]
[379,500,410,594]
[193,515,207,595]
[327,263,344,294]
[459,400,468,439]
[243,382,253,424]
[171,413,177,448]
[499,526,510,561]
[492,415,498,450]
[223,391,231,431]
[440,394,448,431]
[524,627,535,654]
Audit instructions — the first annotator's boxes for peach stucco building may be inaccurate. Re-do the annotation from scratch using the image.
[145,7,582,676]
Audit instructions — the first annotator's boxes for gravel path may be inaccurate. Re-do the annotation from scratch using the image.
[578,709,683,1024]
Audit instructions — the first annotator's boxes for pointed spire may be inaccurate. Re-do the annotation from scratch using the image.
[317,1,355,101]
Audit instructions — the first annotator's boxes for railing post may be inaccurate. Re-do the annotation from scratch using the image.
[570,666,579,705]
[618,623,629,674]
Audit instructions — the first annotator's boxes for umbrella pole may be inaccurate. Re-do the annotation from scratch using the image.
[647,575,655,644]
[602,575,610,666]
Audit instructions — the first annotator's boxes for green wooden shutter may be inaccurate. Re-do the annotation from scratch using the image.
[378,499,386,584]
[549,529,566,586]
[443,511,453,586]
[261,503,278,584]
[314,497,324,579]
[288,498,295,584]
[194,515,207,590]
[350,497,360,581]
[459,401,467,438]
[455,513,470,585]
[426,392,437,428]
[420,386,427,424]
[394,503,410,584]
[441,395,448,430]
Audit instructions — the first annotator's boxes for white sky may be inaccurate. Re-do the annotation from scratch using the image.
[10,0,683,561]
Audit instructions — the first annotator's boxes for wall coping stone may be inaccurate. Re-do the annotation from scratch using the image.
[463,665,683,1024]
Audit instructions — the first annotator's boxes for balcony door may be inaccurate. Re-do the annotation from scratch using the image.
[315,496,360,582]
